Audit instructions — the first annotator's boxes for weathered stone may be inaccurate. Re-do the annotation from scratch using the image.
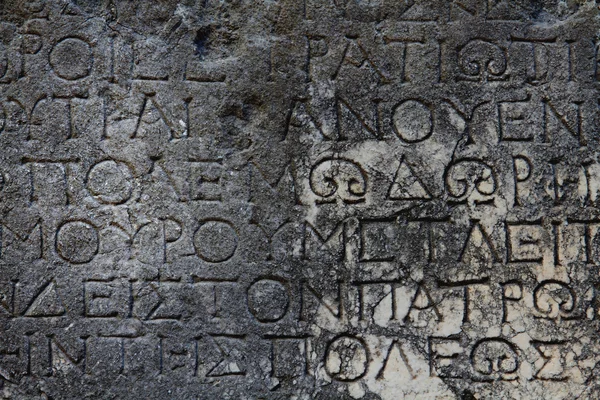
[0,0,599,398]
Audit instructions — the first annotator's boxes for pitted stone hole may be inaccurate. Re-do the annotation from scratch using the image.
[194,27,212,60]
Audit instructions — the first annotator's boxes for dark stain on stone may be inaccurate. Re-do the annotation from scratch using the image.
[194,26,212,60]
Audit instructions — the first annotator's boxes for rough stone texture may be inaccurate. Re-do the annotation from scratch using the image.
[0,0,600,399]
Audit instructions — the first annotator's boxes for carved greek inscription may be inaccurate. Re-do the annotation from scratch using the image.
[1,2,599,398]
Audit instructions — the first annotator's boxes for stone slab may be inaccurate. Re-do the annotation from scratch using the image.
[0,0,600,399]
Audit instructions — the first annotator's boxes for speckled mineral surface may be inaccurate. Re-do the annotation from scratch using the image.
[1,0,600,399]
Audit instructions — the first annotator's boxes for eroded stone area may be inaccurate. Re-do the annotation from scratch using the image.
[0,0,599,398]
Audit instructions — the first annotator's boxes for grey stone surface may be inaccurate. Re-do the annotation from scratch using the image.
[0,0,599,398]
